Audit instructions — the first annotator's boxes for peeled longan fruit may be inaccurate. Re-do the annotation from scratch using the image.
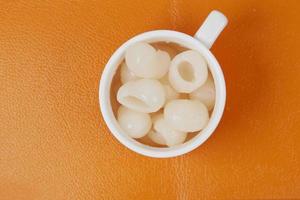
[164,99,209,132]
[117,106,151,138]
[125,42,170,79]
[117,79,166,113]
[148,114,187,146]
[169,50,208,93]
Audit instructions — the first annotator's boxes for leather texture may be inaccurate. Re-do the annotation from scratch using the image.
[0,0,300,199]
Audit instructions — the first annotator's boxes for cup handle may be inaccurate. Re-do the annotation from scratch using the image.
[194,10,228,49]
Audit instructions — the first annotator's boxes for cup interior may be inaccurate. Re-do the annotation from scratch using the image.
[100,30,226,158]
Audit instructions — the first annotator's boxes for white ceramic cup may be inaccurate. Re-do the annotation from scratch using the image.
[99,10,228,158]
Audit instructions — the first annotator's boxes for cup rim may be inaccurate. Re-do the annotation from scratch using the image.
[99,30,226,158]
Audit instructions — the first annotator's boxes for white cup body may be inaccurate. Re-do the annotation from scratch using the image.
[100,11,227,158]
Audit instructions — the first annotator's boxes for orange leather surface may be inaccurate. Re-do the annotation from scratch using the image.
[1,0,300,199]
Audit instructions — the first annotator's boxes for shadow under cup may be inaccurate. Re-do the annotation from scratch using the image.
[100,30,226,158]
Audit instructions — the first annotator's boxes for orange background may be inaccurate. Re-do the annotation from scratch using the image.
[1,0,300,199]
